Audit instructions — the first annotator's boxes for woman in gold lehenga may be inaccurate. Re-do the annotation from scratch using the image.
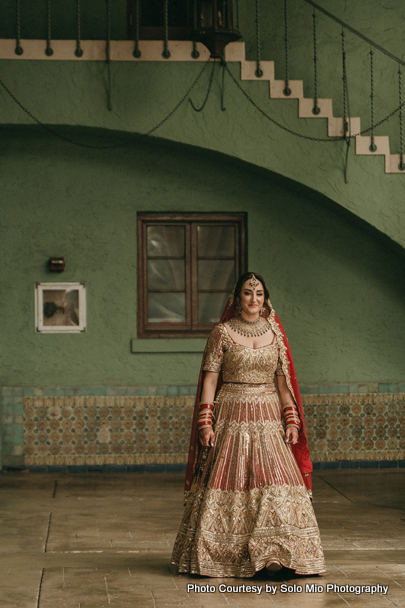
[171,272,326,577]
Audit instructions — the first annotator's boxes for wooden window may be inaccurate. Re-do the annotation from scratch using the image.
[127,0,193,41]
[137,213,247,338]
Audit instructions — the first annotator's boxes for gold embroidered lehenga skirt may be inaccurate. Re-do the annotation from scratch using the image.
[171,383,326,577]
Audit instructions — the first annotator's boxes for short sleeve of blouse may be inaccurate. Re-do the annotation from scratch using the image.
[203,325,225,373]
[275,354,285,376]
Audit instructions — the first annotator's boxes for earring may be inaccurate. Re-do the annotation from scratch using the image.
[236,301,242,313]
[260,307,266,315]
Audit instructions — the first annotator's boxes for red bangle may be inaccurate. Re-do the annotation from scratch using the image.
[199,403,214,411]
[285,415,300,422]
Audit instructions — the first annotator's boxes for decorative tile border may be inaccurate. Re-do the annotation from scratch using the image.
[0,386,197,466]
[1,384,404,469]
[23,395,195,467]
[2,460,404,474]
[303,393,404,462]
[299,382,404,395]
[2,380,403,398]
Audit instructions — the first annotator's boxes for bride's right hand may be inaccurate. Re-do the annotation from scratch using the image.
[199,427,215,447]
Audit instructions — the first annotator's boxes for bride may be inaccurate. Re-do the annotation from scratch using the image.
[171,272,326,577]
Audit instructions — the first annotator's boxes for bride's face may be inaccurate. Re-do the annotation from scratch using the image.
[239,279,265,317]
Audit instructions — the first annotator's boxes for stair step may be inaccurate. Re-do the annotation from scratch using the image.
[298,98,333,118]
[327,116,361,138]
[385,153,405,173]
[356,135,390,156]
[240,60,275,81]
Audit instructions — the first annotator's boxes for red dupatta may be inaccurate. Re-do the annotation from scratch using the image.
[184,294,313,500]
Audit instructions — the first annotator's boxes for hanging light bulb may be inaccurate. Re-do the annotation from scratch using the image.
[192,0,242,59]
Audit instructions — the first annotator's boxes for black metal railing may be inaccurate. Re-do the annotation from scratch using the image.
[1,0,404,168]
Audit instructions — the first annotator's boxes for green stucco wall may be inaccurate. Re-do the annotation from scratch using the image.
[0,126,404,388]
[0,0,404,246]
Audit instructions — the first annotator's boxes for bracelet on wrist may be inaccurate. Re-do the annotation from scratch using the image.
[198,411,213,419]
[285,418,300,426]
[198,424,212,432]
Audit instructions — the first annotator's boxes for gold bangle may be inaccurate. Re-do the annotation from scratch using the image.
[282,403,296,410]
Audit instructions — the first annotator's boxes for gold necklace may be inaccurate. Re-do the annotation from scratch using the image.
[228,314,271,338]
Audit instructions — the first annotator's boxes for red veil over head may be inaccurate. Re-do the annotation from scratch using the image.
[184,286,313,499]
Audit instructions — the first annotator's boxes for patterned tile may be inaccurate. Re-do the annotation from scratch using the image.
[7,386,405,468]
[304,393,405,462]
[23,395,194,466]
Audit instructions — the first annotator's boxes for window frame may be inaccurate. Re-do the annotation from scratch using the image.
[137,213,247,338]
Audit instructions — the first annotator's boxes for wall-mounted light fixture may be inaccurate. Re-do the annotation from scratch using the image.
[49,257,65,272]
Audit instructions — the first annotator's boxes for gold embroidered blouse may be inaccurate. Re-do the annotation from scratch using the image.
[203,323,285,384]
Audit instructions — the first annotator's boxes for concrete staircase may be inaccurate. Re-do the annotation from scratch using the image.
[225,44,404,174]
[0,38,402,174]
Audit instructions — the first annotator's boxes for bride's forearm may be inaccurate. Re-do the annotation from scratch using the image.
[276,374,295,405]
[277,375,300,432]
[200,371,219,404]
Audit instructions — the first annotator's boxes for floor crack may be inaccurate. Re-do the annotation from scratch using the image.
[36,568,44,608]
[318,475,353,503]
[43,512,52,553]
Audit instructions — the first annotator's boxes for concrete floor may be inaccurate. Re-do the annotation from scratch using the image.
[0,470,404,608]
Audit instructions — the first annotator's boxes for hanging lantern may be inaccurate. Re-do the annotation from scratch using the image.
[192,0,242,59]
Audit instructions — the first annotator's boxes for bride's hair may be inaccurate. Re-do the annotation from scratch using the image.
[233,272,272,315]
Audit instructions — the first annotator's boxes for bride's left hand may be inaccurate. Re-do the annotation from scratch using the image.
[285,427,299,444]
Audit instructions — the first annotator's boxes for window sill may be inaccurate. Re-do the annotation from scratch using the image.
[131,338,205,353]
